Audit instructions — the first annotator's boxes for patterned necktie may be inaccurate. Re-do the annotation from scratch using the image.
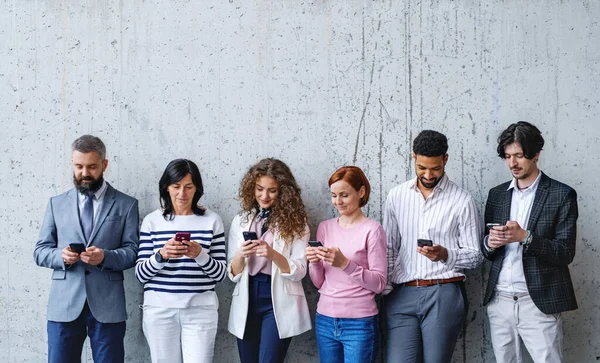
[82,194,94,241]
[257,208,271,236]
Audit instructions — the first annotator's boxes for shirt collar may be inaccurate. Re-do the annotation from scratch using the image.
[78,180,108,201]
[507,170,542,193]
[409,173,449,193]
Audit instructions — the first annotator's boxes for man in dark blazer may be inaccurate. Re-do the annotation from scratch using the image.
[482,122,578,363]
[34,135,139,363]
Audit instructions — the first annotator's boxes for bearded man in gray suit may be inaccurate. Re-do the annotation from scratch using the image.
[34,135,139,363]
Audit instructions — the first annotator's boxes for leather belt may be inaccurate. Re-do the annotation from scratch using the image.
[404,276,465,287]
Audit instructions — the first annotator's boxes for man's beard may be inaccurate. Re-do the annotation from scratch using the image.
[74,173,104,196]
[419,174,443,189]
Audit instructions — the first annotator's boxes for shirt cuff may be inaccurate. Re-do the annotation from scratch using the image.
[342,259,357,274]
[441,247,456,269]
[151,252,167,269]
[483,236,496,253]
[194,248,210,265]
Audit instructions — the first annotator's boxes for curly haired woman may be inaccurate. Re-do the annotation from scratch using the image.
[227,158,311,363]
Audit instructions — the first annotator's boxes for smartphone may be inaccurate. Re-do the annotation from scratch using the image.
[69,243,86,254]
[242,231,258,242]
[308,240,323,247]
[175,232,191,242]
[417,239,433,247]
[486,223,502,229]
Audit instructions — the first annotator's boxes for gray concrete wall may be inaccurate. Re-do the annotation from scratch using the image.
[1,1,599,362]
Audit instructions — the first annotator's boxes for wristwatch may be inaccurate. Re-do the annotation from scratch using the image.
[155,250,168,263]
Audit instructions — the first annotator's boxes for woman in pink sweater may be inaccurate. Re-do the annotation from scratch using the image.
[306,166,387,363]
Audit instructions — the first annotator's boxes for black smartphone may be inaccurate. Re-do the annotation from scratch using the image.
[417,239,433,247]
[243,231,258,241]
[486,223,502,229]
[308,240,323,247]
[69,243,86,254]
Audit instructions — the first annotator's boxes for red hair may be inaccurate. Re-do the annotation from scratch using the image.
[328,166,371,207]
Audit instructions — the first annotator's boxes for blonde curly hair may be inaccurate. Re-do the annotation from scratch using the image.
[238,158,307,244]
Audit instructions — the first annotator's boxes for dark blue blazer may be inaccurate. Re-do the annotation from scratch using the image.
[481,172,578,314]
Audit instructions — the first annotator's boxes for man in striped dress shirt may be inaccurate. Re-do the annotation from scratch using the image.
[383,130,484,363]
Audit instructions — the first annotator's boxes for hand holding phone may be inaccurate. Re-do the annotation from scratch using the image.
[417,239,433,247]
[243,231,258,242]
[69,243,86,254]
[308,240,323,248]
[486,223,502,230]
[306,241,323,264]
[175,232,191,242]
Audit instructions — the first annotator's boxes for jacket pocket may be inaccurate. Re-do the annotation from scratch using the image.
[108,271,124,281]
[52,270,66,280]
[283,280,305,296]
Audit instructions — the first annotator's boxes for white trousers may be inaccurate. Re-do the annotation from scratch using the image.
[142,305,218,363]
[487,292,563,363]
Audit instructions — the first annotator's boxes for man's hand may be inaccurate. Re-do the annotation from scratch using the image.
[62,246,81,265]
[417,244,448,262]
[80,246,105,266]
[315,247,349,269]
[182,240,202,259]
[488,221,527,249]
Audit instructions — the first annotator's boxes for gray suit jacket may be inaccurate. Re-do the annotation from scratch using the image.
[34,183,139,323]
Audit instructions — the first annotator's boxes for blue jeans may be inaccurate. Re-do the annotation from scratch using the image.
[315,312,378,363]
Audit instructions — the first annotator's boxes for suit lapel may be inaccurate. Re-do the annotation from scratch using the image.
[87,184,116,246]
[527,172,550,232]
[502,188,513,225]
[68,188,87,243]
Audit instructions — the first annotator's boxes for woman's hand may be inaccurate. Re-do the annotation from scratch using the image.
[254,240,275,260]
[182,240,202,259]
[237,240,258,258]
[305,246,323,264]
[159,238,188,259]
[315,247,349,269]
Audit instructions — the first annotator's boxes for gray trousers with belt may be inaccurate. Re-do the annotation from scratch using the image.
[384,282,466,363]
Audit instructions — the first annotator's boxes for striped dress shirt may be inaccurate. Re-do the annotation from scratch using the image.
[383,174,483,290]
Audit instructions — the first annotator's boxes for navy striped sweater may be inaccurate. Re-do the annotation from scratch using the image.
[135,209,226,307]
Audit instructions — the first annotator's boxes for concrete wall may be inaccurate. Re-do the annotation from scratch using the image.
[1,1,599,362]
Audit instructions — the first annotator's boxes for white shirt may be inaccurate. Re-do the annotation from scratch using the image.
[383,174,483,290]
[77,180,108,225]
[495,171,541,293]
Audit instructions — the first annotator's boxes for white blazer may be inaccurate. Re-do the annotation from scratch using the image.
[227,213,312,339]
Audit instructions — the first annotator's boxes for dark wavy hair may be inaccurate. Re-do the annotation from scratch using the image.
[328,166,371,207]
[159,159,206,220]
[238,158,307,244]
[413,130,448,157]
[497,121,544,159]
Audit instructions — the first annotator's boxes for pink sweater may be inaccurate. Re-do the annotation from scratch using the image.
[309,217,387,318]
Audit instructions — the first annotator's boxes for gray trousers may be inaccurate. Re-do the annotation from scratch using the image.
[384,282,466,363]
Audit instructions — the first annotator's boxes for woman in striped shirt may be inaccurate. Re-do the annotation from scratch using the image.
[135,159,226,363]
